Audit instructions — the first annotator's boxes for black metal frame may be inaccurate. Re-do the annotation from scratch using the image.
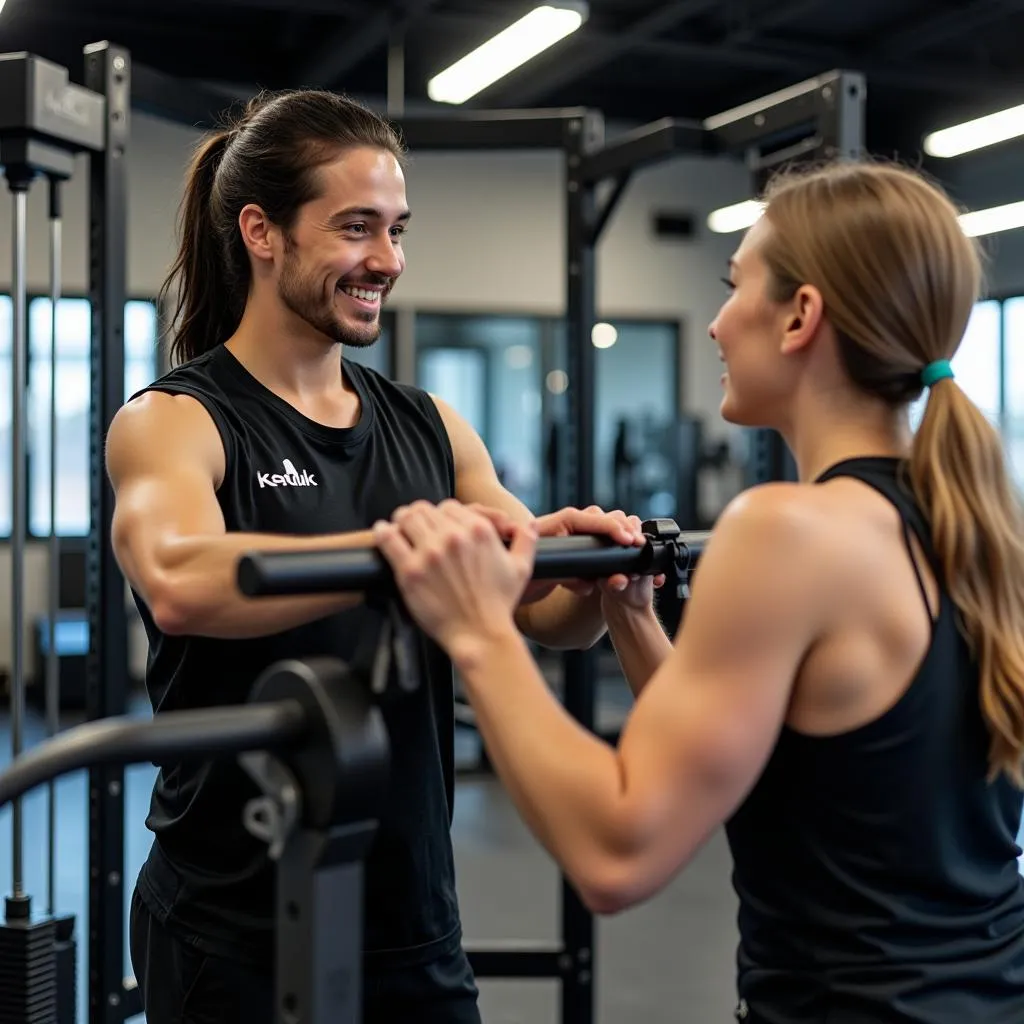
[84,42,137,1024]
[381,68,865,1018]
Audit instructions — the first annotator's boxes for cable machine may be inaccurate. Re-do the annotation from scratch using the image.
[0,41,132,1024]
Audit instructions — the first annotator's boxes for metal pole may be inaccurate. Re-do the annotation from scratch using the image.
[387,30,405,118]
[85,40,133,1023]
[8,181,30,907]
[47,176,63,916]
[560,111,602,1024]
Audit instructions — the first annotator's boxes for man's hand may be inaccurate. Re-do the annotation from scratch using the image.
[527,506,651,604]
[452,503,649,605]
[593,513,667,613]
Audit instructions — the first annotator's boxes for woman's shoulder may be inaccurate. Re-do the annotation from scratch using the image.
[709,478,909,601]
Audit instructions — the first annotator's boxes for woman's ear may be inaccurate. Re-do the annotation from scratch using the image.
[780,284,824,355]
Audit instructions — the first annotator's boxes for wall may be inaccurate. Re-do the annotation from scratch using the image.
[0,107,751,675]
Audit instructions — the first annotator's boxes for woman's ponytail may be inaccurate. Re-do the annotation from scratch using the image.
[910,378,1024,785]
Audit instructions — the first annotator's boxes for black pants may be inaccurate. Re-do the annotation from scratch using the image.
[129,889,482,1024]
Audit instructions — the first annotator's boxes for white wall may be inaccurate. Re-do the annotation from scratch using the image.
[0,108,749,677]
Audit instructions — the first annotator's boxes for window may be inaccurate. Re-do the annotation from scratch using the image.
[28,297,160,536]
[909,300,1002,431]
[552,319,680,519]
[1003,297,1024,488]
[416,314,547,511]
[414,314,680,515]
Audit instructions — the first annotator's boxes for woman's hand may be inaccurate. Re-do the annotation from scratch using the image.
[373,500,537,652]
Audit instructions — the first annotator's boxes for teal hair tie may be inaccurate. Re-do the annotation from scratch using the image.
[921,360,954,387]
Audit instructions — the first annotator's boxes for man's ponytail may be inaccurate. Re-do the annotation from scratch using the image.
[910,380,1024,785]
[159,129,244,365]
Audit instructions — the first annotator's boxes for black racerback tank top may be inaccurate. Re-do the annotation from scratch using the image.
[725,456,1024,1023]
[130,344,465,970]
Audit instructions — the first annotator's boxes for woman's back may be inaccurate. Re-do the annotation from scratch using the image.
[726,456,1024,1024]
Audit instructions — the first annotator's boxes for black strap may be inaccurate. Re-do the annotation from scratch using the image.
[900,516,938,625]
[815,456,944,601]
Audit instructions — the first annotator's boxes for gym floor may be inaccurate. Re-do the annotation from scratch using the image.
[0,680,741,1024]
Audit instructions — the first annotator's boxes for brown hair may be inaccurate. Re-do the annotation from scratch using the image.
[160,90,406,366]
[760,160,1024,786]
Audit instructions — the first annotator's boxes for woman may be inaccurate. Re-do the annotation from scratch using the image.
[373,161,1024,1023]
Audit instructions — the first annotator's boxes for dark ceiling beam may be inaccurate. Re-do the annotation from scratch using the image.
[172,0,370,14]
[724,0,823,45]
[296,0,438,88]
[634,37,1010,95]
[491,0,722,106]
[876,0,1018,58]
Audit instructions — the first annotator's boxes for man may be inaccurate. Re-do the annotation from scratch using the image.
[107,88,641,1023]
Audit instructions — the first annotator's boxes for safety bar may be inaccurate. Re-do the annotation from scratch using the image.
[237,530,711,598]
[0,702,307,809]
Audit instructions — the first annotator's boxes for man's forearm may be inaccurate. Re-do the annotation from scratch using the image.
[604,604,673,698]
[516,586,607,650]
[137,529,376,639]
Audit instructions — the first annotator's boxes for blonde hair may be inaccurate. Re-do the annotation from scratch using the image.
[761,161,1024,786]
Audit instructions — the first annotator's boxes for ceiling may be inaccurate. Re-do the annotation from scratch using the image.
[2,0,1024,159]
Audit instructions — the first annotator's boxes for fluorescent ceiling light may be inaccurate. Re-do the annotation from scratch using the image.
[707,200,764,234]
[958,200,1024,238]
[427,3,588,105]
[707,195,1024,239]
[0,1,7,15]
[925,102,1024,158]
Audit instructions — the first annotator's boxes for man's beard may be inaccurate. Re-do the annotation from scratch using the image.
[278,249,389,348]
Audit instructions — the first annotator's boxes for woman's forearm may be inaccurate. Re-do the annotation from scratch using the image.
[604,603,674,698]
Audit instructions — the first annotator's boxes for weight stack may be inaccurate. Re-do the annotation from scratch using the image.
[53,916,77,1024]
[0,898,58,1024]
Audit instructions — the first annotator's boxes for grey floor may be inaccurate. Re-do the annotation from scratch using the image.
[0,676,742,1024]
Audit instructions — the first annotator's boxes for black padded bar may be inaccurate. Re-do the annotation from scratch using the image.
[0,702,307,809]
[237,533,710,598]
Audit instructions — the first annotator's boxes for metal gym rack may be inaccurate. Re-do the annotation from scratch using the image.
[386,65,865,1023]
[0,37,865,1024]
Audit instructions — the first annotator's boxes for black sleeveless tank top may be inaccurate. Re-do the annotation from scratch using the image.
[725,456,1024,1023]
[131,344,463,970]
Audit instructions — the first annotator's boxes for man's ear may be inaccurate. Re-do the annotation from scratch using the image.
[780,284,824,355]
[238,204,278,264]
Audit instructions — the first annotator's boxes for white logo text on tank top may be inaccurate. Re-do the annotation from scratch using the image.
[257,458,319,489]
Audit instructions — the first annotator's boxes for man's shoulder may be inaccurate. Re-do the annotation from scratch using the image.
[346,360,442,421]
